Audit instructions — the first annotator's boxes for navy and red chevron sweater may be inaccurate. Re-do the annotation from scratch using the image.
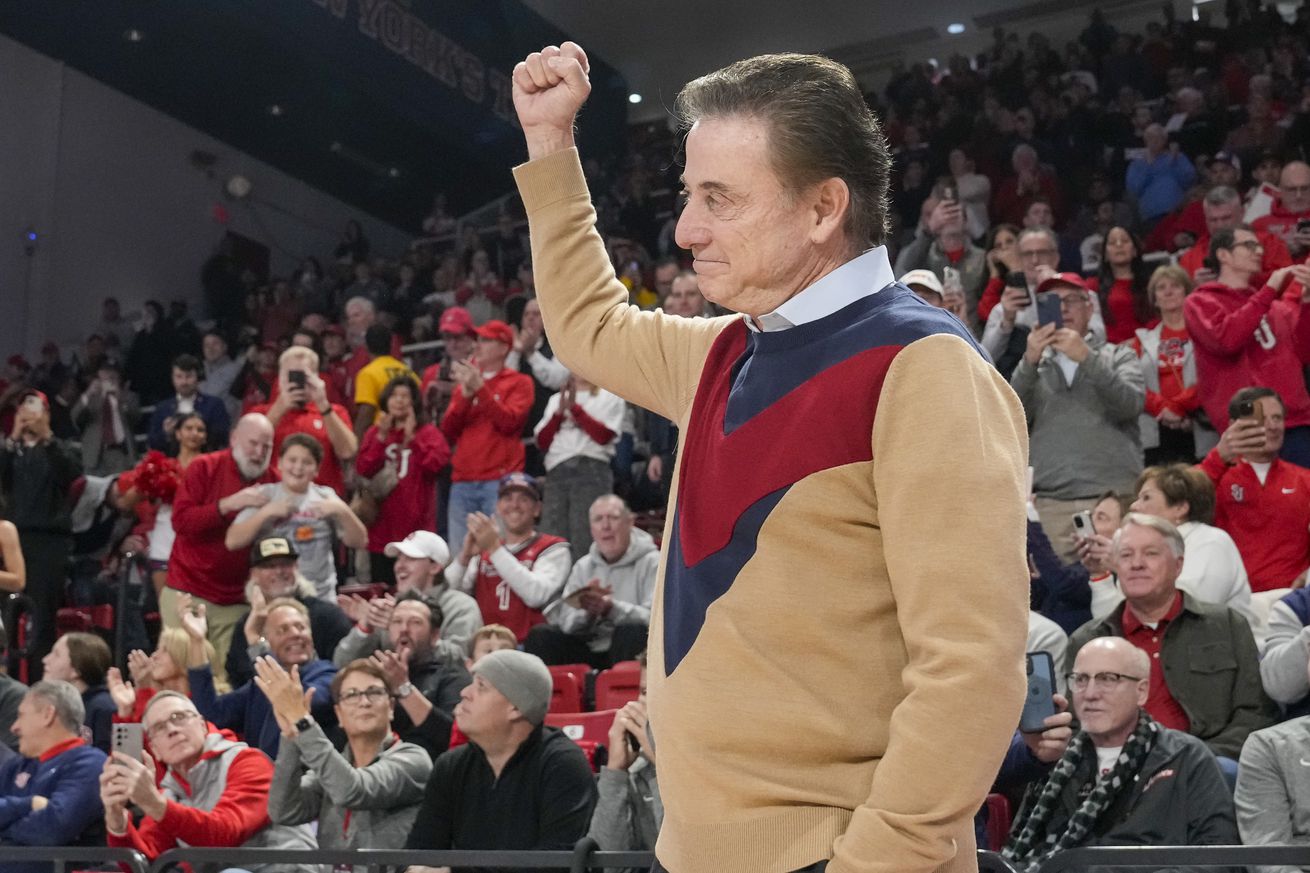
[517,147,1030,873]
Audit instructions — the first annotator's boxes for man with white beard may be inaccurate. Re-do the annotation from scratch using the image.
[165,413,276,685]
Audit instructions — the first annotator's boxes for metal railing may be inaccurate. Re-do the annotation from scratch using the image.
[0,846,148,873]
[1036,843,1310,870]
[148,844,652,873]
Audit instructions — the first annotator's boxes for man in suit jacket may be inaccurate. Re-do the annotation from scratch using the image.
[148,354,229,451]
[71,361,140,476]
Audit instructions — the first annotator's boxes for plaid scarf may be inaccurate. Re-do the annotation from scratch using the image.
[1002,710,1158,871]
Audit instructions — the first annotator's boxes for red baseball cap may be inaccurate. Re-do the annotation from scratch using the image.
[323,324,346,338]
[438,307,476,337]
[474,320,514,347]
[1035,272,1089,295]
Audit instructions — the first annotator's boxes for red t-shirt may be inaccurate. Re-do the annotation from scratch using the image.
[1102,278,1159,345]
[248,402,351,497]
[1121,593,1190,732]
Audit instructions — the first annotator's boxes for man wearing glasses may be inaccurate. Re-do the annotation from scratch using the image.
[1067,514,1273,779]
[266,659,432,860]
[1004,636,1237,870]
[1254,161,1310,259]
[1011,273,1144,556]
[1185,225,1310,464]
[102,691,315,870]
[982,227,1106,363]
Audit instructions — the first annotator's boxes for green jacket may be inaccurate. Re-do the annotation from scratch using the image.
[1067,592,1276,758]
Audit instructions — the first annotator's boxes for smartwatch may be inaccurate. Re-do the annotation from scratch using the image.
[294,715,314,733]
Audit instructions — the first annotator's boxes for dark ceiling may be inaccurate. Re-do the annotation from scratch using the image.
[0,0,629,233]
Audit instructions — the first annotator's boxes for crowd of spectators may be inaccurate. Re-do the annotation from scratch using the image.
[6,1,1310,866]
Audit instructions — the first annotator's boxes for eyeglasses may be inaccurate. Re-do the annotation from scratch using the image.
[1065,671,1144,692]
[1019,248,1058,260]
[1058,294,1091,308]
[337,686,391,706]
[1283,184,1310,195]
[1231,240,1264,252]
[145,709,200,739]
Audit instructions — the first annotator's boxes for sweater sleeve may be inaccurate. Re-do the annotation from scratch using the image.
[296,728,431,810]
[171,457,228,536]
[833,334,1029,873]
[514,148,726,424]
[1079,345,1145,423]
[1185,284,1278,355]
[187,666,247,731]
[570,404,616,445]
[267,738,322,826]
[1258,602,1310,705]
[529,350,571,390]
[588,766,637,851]
[1236,730,1310,873]
[354,427,386,478]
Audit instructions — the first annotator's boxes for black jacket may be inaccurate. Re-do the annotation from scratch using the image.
[1017,726,1239,873]
[405,725,597,872]
[0,437,81,534]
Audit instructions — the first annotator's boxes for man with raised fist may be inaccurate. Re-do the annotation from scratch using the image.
[509,41,1030,873]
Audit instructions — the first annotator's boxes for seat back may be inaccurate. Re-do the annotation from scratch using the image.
[595,661,642,710]
[545,709,618,747]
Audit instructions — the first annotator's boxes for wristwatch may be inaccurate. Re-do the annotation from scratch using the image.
[395,682,415,699]
[318,404,333,416]
[294,715,314,733]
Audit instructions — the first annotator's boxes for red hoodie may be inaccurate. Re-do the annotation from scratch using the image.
[1253,200,1310,254]
[1178,229,1291,287]
[1183,276,1310,432]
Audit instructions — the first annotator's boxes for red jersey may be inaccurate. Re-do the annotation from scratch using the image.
[356,423,451,553]
[1200,450,1310,590]
[473,533,568,641]
[1184,279,1310,432]
[167,450,276,604]
[249,401,351,496]
[439,368,534,482]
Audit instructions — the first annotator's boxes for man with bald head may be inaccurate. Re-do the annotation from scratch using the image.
[1004,637,1237,870]
[1255,160,1310,259]
[166,413,277,684]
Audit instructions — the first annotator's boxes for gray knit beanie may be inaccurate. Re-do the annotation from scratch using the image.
[472,649,553,725]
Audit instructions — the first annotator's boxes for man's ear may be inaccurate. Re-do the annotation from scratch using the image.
[808,177,852,248]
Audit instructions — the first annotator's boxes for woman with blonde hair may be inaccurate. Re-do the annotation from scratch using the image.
[105,627,218,724]
[1130,265,1217,464]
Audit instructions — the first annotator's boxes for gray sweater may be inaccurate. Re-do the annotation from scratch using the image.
[1258,599,1310,705]
[268,723,431,855]
[1011,337,1145,500]
[1236,716,1310,873]
[331,582,482,666]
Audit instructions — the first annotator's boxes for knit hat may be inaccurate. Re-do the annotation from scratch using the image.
[472,650,552,725]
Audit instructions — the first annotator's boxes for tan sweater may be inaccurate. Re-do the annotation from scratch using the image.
[514,148,1031,873]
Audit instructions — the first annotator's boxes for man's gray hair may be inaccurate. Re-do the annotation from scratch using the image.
[1019,226,1058,247]
[344,296,375,315]
[28,681,85,733]
[142,690,199,721]
[1113,512,1185,558]
[1204,185,1241,207]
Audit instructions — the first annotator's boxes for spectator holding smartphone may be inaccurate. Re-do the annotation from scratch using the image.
[250,347,355,498]
[589,651,660,862]
[1253,161,1310,259]
[1184,227,1310,466]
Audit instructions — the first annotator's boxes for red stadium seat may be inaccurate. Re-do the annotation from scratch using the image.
[57,605,115,634]
[595,661,641,710]
[549,670,584,713]
[545,708,617,748]
[984,793,1012,852]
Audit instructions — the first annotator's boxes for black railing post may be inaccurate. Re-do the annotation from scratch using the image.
[571,836,600,873]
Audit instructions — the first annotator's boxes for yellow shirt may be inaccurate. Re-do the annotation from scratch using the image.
[354,355,417,418]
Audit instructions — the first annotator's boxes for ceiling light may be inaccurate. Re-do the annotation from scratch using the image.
[268,104,284,117]
[387,167,401,178]
[947,22,966,34]
[124,28,144,43]
[329,141,342,153]
[628,93,643,105]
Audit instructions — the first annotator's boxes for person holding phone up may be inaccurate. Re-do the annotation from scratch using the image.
[1012,274,1146,560]
[589,651,661,867]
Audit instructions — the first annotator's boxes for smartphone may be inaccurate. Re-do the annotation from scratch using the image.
[1298,219,1310,234]
[1036,294,1064,328]
[1020,652,1057,733]
[288,369,307,389]
[942,185,957,203]
[1072,510,1094,539]
[1236,398,1265,424]
[1005,271,1028,289]
[112,722,143,762]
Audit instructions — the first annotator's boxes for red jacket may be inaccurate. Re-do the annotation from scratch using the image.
[356,423,451,553]
[440,368,534,482]
[1253,202,1310,254]
[1183,278,1310,432]
[1199,450,1310,589]
[167,450,275,604]
[249,401,351,496]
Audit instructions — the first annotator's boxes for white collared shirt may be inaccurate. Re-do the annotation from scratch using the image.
[748,247,896,333]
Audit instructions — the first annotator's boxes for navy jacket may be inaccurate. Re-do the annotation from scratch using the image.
[1027,520,1092,634]
[190,659,336,758]
[147,393,229,451]
[0,740,106,873]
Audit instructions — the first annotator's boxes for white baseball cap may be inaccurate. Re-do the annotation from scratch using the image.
[384,530,451,565]
[900,269,944,295]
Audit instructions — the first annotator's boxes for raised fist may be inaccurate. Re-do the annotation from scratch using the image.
[512,42,592,160]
